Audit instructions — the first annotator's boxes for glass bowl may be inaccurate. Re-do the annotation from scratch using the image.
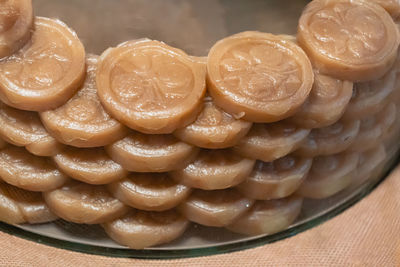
[0,0,397,259]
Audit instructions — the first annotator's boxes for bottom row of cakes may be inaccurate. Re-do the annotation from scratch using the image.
[0,113,395,248]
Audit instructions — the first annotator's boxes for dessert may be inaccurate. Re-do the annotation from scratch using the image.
[96,39,206,134]
[24,139,63,158]
[383,109,400,149]
[179,189,254,227]
[0,102,64,156]
[289,71,353,128]
[295,119,360,157]
[342,69,396,121]
[0,182,57,224]
[43,181,129,224]
[349,103,396,152]
[207,31,314,122]
[297,0,400,81]
[227,195,303,235]
[108,173,191,211]
[174,96,252,149]
[0,137,6,149]
[103,209,189,249]
[352,145,387,187]
[106,132,198,172]
[0,0,33,59]
[234,122,310,162]
[297,152,359,199]
[0,17,86,111]
[392,74,400,103]
[372,0,400,20]
[237,156,312,200]
[53,147,128,185]
[40,55,128,147]
[170,149,255,190]
[0,146,68,192]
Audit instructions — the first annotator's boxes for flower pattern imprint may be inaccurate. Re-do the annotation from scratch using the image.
[309,3,385,60]
[195,105,227,127]
[62,58,109,124]
[220,44,301,102]
[1,39,70,90]
[111,53,193,110]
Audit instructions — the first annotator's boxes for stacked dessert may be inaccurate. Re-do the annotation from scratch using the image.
[0,0,399,249]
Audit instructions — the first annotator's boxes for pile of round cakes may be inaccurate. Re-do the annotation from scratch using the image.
[0,0,399,249]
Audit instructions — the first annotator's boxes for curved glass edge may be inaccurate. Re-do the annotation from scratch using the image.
[0,154,397,259]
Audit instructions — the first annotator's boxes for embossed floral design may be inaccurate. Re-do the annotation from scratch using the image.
[64,98,99,122]
[195,102,226,126]
[112,53,192,109]
[220,45,301,101]
[61,59,109,124]
[3,41,69,89]
[309,3,385,59]
[312,74,340,100]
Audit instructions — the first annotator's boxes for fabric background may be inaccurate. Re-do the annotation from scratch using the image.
[1,166,400,266]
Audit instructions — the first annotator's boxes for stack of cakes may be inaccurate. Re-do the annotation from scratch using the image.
[0,0,399,249]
